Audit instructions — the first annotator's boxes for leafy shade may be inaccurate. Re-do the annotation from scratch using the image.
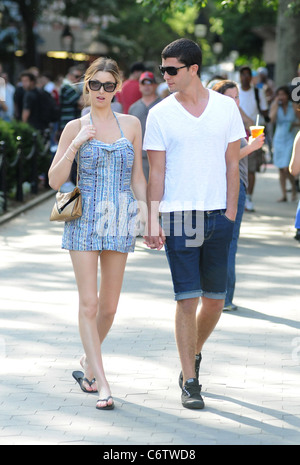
[139,0,300,15]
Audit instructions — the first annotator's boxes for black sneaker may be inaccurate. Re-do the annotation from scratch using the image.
[178,352,202,389]
[181,378,205,409]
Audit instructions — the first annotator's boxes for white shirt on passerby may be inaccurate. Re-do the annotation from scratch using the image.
[238,85,268,123]
[143,89,246,212]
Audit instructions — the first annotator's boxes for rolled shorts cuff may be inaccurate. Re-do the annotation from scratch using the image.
[175,290,202,301]
[175,289,226,301]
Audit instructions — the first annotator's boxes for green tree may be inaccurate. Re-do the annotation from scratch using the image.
[140,0,300,85]
[92,1,179,74]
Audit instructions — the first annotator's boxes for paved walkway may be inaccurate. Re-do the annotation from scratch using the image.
[0,165,299,445]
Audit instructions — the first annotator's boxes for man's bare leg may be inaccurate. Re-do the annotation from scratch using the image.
[196,296,224,354]
[175,297,199,384]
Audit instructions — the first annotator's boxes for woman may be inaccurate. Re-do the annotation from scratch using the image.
[289,131,300,177]
[289,129,300,242]
[269,86,299,202]
[212,80,265,311]
[49,57,147,410]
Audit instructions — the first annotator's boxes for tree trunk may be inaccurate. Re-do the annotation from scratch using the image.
[18,0,39,68]
[275,0,300,86]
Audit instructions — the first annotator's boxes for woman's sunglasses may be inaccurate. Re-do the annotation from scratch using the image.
[88,80,117,92]
[159,65,188,76]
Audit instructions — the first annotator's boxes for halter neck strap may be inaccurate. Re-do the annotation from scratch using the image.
[89,111,124,138]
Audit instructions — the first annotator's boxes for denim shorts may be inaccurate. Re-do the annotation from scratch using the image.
[162,210,234,301]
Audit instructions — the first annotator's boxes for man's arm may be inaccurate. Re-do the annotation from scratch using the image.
[144,149,166,250]
[21,91,31,123]
[225,140,240,221]
[22,108,30,123]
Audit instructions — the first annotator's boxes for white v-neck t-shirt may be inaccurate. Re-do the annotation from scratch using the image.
[143,90,246,212]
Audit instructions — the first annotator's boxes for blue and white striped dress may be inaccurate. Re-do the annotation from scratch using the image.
[62,113,138,253]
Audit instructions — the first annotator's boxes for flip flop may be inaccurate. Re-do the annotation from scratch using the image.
[72,370,98,394]
[96,396,115,410]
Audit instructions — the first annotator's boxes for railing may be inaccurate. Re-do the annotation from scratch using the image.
[0,129,52,214]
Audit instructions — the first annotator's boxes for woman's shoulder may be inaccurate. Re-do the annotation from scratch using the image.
[66,114,91,131]
[116,112,141,129]
[64,117,83,131]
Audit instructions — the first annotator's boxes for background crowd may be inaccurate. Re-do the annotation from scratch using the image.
[1,58,300,227]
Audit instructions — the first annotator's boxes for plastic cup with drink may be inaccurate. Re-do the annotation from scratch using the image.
[250,115,265,138]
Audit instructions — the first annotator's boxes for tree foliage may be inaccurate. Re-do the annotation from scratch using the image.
[139,0,300,14]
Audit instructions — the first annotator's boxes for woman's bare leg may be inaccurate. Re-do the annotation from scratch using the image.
[97,250,128,343]
[278,168,287,201]
[70,250,112,407]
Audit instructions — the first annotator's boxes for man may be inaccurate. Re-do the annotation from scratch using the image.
[239,66,269,211]
[116,62,145,114]
[129,71,161,179]
[20,71,46,131]
[59,66,83,191]
[0,72,15,121]
[59,66,83,133]
[143,38,245,409]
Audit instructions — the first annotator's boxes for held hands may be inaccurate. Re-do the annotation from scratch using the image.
[143,219,166,250]
[73,124,96,149]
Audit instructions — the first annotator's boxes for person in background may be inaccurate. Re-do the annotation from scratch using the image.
[0,72,15,121]
[257,67,275,161]
[239,66,269,212]
[20,71,46,131]
[59,66,83,133]
[39,72,60,105]
[0,80,8,119]
[269,86,299,202]
[129,71,161,180]
[290,131,300,177]
[212,80,265,311]
[58,66,84,192]
[115,62,145,114]
[289,128,300,242]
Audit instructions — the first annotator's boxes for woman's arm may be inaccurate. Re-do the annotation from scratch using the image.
[289,131,300,176]
[48,118,95,190]
[144,149,166,250]
[225,139,240,222]
[130,116,148,224]
[269,98,279,123]
[240,133,265,160]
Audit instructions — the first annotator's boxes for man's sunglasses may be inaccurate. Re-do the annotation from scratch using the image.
[88,80,117,92]
[159,65,188,76]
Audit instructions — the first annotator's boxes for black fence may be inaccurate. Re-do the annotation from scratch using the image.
[0,129,52,213]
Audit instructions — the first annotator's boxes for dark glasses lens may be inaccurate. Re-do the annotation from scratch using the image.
[159,65,188,76]
[88,80,117,92]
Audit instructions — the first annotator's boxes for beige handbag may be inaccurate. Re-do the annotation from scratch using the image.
[50,156,82,222]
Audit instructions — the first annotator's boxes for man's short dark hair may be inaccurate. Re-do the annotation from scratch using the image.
[239,65,252,76]
[20,71,36,83]
[161,38,202,77]
[130,62,145,73]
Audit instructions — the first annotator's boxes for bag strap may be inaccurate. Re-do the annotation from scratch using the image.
[75,118,85,187]
[75,154,79,186]
[254,87,261,114]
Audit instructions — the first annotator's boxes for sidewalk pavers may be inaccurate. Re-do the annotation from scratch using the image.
[0,165,299,445]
